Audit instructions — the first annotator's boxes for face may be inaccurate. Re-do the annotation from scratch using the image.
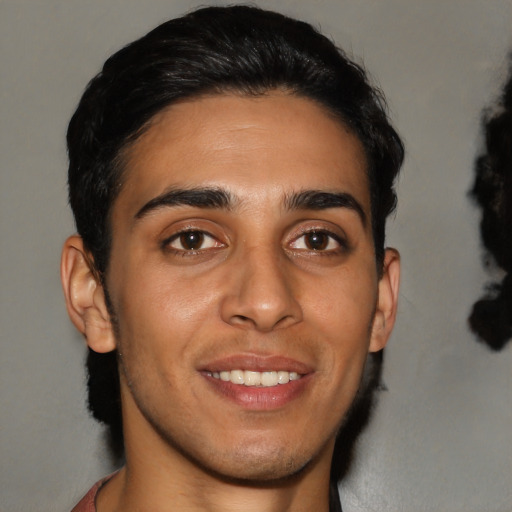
[104,92,392,482]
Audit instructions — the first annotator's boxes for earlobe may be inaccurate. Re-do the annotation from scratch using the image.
[60,235,117,353]
[369,248,400,353]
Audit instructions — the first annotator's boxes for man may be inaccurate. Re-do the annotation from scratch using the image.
[61,5,403,512]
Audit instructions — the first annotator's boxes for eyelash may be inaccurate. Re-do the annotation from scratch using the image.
[161,230,223,255]
[161,228,347,256]
[288,228,348,255]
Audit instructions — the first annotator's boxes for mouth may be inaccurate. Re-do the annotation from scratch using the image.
[200,355,313,410]
[205,369,302,387]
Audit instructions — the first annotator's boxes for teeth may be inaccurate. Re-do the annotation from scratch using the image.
[208,370,302,387]
[261,371,278,386]
[244,371,261,386]
[277,371,289,384]
[230,370,244,384]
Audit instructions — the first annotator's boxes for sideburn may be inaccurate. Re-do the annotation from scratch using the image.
[86,283,124,463]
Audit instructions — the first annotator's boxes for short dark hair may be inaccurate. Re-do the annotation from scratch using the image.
[67,4,404,468]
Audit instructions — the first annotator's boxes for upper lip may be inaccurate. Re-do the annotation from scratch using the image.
[199,354,314,374]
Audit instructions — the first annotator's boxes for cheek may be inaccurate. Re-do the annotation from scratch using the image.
[112,264,221,357]
[308,266,377,332]
[307,266,377,381]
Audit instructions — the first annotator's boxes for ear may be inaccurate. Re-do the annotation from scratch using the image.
[60,235,116,353]
[369,248,400,353]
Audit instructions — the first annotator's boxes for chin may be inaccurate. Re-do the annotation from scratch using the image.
[182,434,330,485]
[204,451,310,484]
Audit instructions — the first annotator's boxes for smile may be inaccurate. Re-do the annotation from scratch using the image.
[206,370,302,387]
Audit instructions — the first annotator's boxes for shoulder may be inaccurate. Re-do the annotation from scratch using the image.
[71,474,115,512]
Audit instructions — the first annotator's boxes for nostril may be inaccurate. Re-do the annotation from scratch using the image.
[228,314,258,330]
[274,315,294,329]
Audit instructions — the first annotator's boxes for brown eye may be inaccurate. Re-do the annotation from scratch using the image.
[179,231,204,250]
[304,231,329,250]
[166,230,220,252]
[289,230,344,252]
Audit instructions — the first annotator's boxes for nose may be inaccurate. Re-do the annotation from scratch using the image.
[220,246,303,332]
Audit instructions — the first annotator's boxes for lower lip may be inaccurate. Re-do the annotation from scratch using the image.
[203,373,312,410]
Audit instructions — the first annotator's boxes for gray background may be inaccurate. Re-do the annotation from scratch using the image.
[1,1,511,511]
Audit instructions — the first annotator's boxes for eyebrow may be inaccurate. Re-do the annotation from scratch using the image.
[134,186,366,226]
[285,190,367,226]
[135,187,234,220]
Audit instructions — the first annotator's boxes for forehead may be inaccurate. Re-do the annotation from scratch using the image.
[117,92,370,217]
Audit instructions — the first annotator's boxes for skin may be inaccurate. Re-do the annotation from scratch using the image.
[62,92,400,512]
